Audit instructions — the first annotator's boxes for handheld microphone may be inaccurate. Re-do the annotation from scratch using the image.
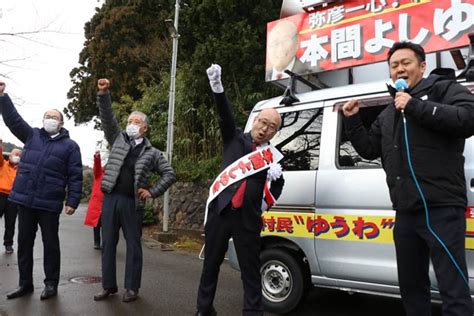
[394,78,409,92]
[394,79,409,114]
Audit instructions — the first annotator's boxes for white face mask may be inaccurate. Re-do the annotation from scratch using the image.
[126,124,141,139]
[43,118,60,135]
[9,156,20,165]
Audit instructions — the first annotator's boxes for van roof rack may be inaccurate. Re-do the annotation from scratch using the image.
[279,70,324,106]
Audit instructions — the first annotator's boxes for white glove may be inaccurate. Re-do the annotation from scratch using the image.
[206,64,224,93]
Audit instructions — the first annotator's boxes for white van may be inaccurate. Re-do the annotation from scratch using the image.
[227,76,474,313]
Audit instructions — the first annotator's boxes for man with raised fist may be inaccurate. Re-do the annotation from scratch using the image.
[94,78,176,303]
[196,65,285,316]
[0,81,82,301]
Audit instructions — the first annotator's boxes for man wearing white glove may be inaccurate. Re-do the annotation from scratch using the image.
[196,65,285,316]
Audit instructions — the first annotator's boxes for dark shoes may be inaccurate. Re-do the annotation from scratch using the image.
[40,285,57,300]
[122,289,138,303]
[7,285,57,300]
[93,243,101,250]
[195,308,217,316]
[93,288,118,301]
[5,245,13,254]
[6,285,34,299]
[94,288,137,303]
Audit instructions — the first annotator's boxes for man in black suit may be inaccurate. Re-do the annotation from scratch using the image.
[196,64,285,316]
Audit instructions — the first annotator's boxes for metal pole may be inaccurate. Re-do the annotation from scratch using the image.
[163,0,180,232]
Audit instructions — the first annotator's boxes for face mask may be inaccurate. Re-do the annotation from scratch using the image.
[126,124,141,139]
[9,156,20,165]
[43,118,60,135]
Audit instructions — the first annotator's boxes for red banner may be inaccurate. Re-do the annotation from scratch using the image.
[265,0,474,81]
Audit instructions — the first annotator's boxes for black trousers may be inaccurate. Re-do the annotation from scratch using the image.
[94,216,102,245]
[17,206,60,287]
[0,193,18,246]
[101,192,143,292]
[394,206,472,316]
[197,205,262,316]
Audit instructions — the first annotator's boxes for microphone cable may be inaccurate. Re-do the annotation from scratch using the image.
[401,111,469,287]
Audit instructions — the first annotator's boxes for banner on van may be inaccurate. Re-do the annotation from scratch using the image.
[262,210,474,249]
[265,0,474,82]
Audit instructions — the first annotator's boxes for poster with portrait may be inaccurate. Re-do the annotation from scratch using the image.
[265,0,474,81]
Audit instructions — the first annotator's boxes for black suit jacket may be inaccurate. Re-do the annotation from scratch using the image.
[210,92,285,232]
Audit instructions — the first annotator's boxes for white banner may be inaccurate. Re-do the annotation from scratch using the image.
[204,144,284,224]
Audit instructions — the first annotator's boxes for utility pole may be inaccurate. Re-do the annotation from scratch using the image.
[163,0,181,232]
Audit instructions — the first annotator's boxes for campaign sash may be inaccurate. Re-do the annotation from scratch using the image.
[204,144,283,224]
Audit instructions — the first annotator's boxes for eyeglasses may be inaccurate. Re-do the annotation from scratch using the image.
[257,118,278,133]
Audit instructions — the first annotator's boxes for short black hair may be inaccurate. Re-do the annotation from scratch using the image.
[387,41,425,64]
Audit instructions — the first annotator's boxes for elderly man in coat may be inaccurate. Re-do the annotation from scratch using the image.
[93,78,176,303]
[0,82,83,301]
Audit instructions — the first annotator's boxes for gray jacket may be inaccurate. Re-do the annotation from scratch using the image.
[97,92,176,208]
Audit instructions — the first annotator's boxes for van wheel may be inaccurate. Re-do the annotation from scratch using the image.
[260,248,305,314]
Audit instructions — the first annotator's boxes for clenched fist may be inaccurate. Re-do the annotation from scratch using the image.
[394,92,412,112]
[206,64,224,93]
[97,78,110,92]
[65,206,76,215]
[342,99,360,117]
[206,64,221,82]
[0,81,5,96]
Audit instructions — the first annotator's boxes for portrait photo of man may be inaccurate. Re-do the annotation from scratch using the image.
[265,19,309,81]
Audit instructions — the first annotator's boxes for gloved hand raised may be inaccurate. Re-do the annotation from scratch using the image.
[206,64,224,93]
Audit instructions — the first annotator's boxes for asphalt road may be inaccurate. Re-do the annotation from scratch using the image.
[0,204,442,316]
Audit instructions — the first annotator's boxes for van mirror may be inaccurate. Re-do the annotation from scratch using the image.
[280,70,300,106]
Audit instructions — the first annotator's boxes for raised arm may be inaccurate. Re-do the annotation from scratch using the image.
[0,82,33,144]
[207,64,236,144]
[97,79,121,145]
[342,99,383,161]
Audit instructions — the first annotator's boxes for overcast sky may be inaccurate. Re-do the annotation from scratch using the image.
[0,0,105,166]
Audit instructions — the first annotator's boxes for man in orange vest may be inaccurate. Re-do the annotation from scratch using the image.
[0,139,22,254]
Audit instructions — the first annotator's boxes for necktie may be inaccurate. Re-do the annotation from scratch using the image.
[231,143,256,209]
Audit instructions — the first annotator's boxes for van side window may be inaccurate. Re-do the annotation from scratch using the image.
[336,97,392,168]
[273,108,323,171]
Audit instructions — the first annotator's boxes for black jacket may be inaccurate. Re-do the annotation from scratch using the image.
[210,92,285,231]
[344,73,474,213]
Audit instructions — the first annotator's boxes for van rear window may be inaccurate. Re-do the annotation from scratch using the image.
[273,108,323,171]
